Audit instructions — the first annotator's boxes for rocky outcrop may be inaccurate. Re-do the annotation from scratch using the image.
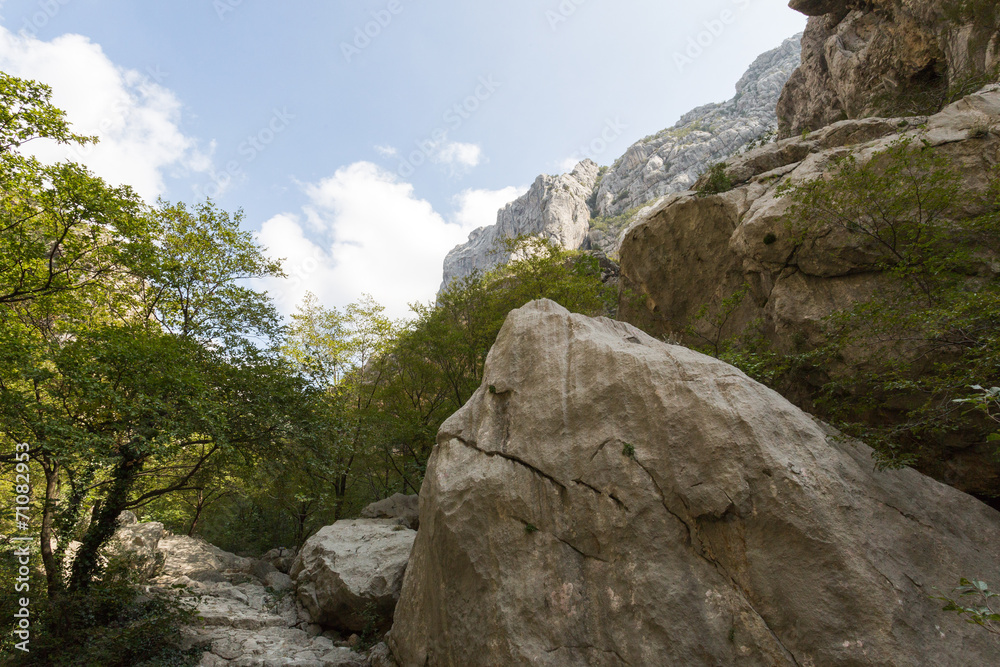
[291,520,417,634]
[261,546,298,574]
[439,37,802,288]
[617,85,1000,494]
[778,0,1000,137]
[109,520,166,578]
[387,300,1000,666]
[593,35,802,219]
[440,160,598,290]
[360,493,420,530]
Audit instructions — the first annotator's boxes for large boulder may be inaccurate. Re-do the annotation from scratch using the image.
[158,534,255,580]
[260,546,298,574]
[777,0,1000,137]
[361,493,420,530]
[291,520,417,633]
[388,300,1000,666]
[109,520,165,578]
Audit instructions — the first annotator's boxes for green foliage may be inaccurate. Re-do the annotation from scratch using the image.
[622,443,636,459]
[696,163,733,197]
[942,0,1000,28]
[0,70,307,597]
[589,202,655,242]
[935,578,1000,637]
[2,554,201,667]
[741,128,777,153]
[720,139,1000,473]
[524,523,539,534]
[355,602,383,653]
[954,386,1000,447]
[0,71,96,154]
[686,284,750,357]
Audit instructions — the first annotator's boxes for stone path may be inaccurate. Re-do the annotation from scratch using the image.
[148,534,371,667]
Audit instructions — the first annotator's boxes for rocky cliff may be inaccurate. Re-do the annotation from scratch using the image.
[617,85,1000,495]
[440,160,598,291]
[778,0,1000,137]
[593,35,802,219]
[440,36,802,290]
[388,300,1000,666]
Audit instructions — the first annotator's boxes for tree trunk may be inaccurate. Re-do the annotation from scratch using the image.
[39,457,61,595]
[68,444,145,592]
[187,489,205,536]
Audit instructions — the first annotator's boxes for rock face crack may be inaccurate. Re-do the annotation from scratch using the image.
[549,530,609,564]
[454,436,567,491]
[630,457,803,667]
[572,478,629,512]
[877,499,937,531]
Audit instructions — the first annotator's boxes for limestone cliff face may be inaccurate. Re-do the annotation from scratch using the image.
[388,300,1000,666]
[777,0,1000,137]
[440,160,598,291]
[618,86,1000,495]
[593,35,802,219]
[439,37,802,290]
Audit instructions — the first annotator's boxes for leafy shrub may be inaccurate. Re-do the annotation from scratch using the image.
[696,163,733,196]
[3,554,201,667]
[935,578,1000,636]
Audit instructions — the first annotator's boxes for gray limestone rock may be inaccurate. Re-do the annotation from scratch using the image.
[593,35,803,219]
[777,0,1000,137]
[290,519,417,633]
[438,36,802,290]
[360,493,420,530]
[441,159,598,290]
[261,546,298,574]
[618,85,1000,495]
[387,299,1000,666]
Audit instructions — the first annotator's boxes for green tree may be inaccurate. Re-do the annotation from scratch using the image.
[0,71,303,594]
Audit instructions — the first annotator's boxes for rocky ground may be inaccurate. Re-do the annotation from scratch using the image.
[111,497,418,666]
[144,534,372,667]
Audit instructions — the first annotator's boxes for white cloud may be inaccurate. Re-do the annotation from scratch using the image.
[374,144,398,158]
[0,26,210,200]
[434,141,482,168]
[256,162,520,321]
[452,185,526,231]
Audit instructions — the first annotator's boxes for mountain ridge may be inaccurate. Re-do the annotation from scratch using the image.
[440,34,803,291]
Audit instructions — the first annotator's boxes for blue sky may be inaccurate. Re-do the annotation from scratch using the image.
[0,0,806,319]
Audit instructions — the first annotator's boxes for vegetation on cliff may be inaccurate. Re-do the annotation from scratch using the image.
[684,138,1000,481]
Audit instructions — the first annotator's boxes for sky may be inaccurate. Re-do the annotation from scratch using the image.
[0,0,806,320]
